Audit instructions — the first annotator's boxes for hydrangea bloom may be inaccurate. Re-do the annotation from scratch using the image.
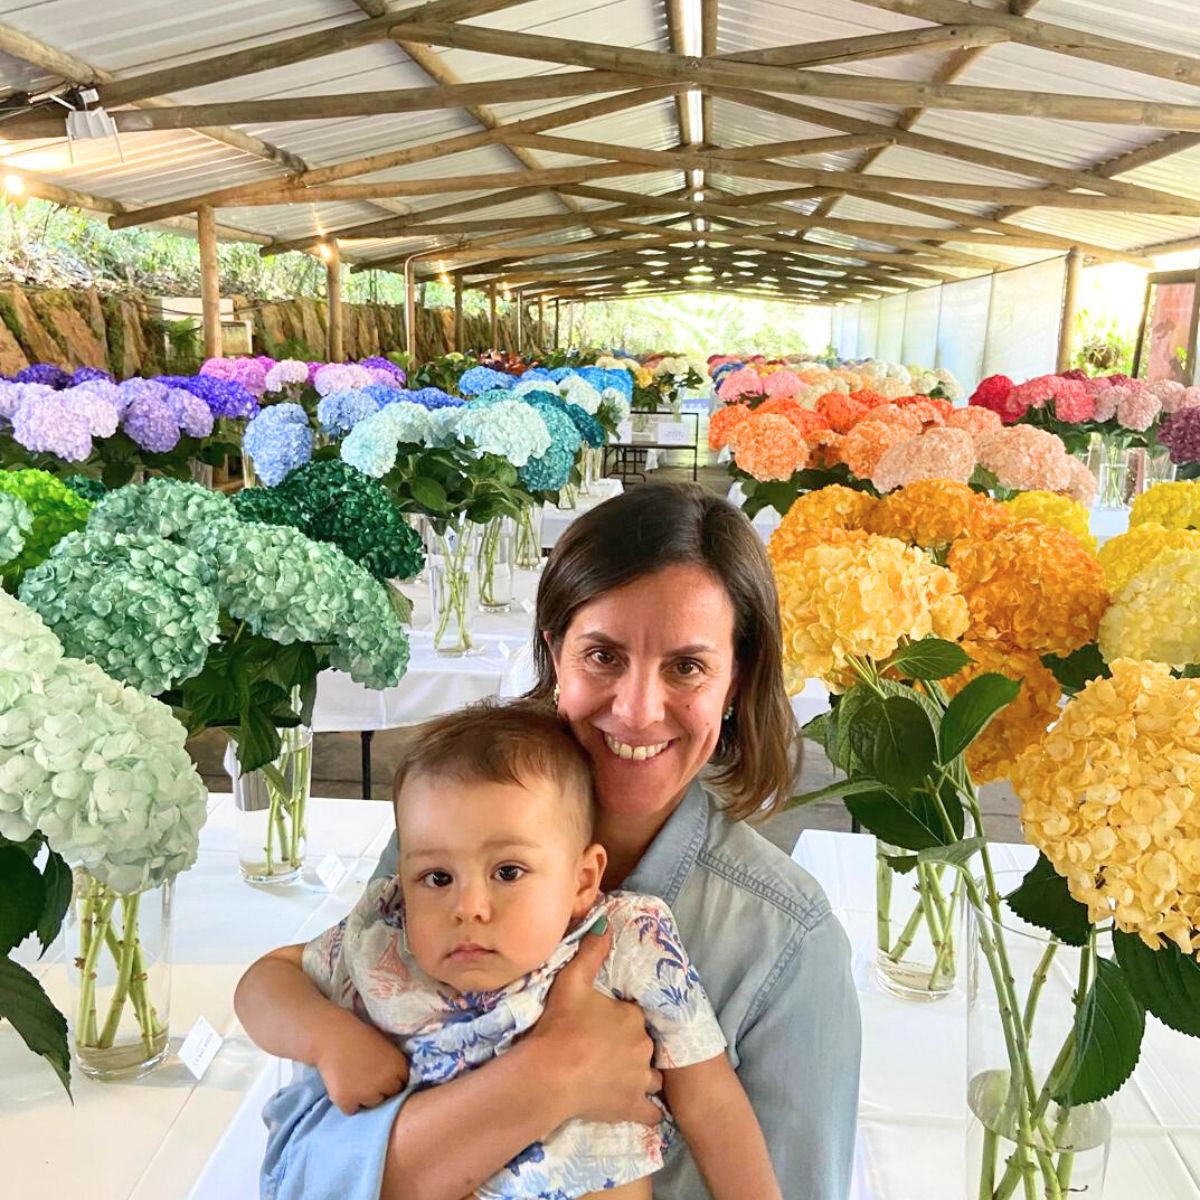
[317,388,381,436]
[405,386,463,411]
[18,528,221,694]
[88,477,239,549]
[1004,489,1097,554]
[865,479,1011,551]
[561,401,605,448]
[872,427,976,492]
[557,374,603,415]
[1098,547,1200,668]
[728,413,807,481]
[457,399,551,467]
[63,475,108,504]
[123,396,181,453]
[264,359,311,394]
[358,356,406,384]
[1098,522,1200,594]
[767,487,878,564]
[458,366,514,396]
[201,356,268,397]
[56,385,120,438]
[157,373,259,420]
[1159,408,1200,464]
[0,592,207,894]
[11,392,94,460]
[975,425,1075,494]
[0,490,33,567]
[243,402,314,485]
[313,363,373,396]
[16,363,71,388]
[71,365,114,387]
[708,403,752,451]
[1130,480,1200,530]
[520,400,581,493]
[0,468,93,573]
[1116,386,1161,432]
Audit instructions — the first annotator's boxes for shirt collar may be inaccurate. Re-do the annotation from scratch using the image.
[622,777,710,906]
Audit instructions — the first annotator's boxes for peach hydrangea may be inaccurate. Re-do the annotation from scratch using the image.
[946,405,1003,447]
[838,420,918,481]
[1098,547,1200,669]
[865,478,1011,551]
[773,530,969,692]
[1062,456,1098,507]
[727,413,807,481]
[872,427,976,493]
[1011,659,1200,957]
[708,402,752,451]
[767,485,878,564]
[716,366,767,403]
[944,637,1062,784]
[805,427,845,470]
[1004,490,1097,555]
[1098,522,1200,593]
[975,425,1075,495]
[947,520,1109,656]
[762,370,804,400]
[1130,480,1200,531]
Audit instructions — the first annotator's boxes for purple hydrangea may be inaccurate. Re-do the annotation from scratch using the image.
[164,387,215,439]
[1160,408,1200,465]
[358,356,406,385]
[61,385,120,437]
[16,363,71,389]
[11,393,93,460]
[72,365,115,386]
[314,363,373,396]
[119,378,170,407]
[201,356,267,398]
[156,373,259,420]
[74,378,127,416]
[123,397,181,453]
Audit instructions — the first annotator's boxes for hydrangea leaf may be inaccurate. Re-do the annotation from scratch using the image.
[1005,854,1091,947]
[0,958,70,1095]
[938,673,1022,764]
[1113,931,1200,1037]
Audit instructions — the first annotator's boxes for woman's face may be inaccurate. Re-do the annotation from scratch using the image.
[550,563,738,824]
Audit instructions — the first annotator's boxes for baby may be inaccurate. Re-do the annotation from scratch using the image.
[236,702,781,1200]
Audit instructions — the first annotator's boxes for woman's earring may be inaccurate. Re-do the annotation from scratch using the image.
[723,704,735,721]
[553,683,561,705]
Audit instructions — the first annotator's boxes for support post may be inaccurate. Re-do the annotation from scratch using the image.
[554,298,561,348]
[516,288,524,352]
[489,281,498,350]
[1057,246,1083,373]
[325,239,344,362]
[537,295,545,350]
[198,204,222,359]
[453,274,464,351]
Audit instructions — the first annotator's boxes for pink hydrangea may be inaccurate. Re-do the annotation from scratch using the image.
[1092,384,1134,424]
[716,366,767,403]
[976,425,1074,494]
[313,363,373,396]
[200,357,239,383]
[1116,386,1161,432]
[946,405,1003,447]
[762,369,804,400]
[1051,378,1095,424]
[871,427,976,493]
[264,359,311,394]
[1008,375,1059,413]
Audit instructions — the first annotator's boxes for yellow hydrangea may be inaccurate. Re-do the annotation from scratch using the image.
[865,478,1011,552]
[943,638,1061,784]
[1130,480,1200,531]
[773,530,969,692]
[1098,522,1200,593]
[1012,659,1200,957]
[1098,547,1200,668]
[767,485,878,565]
[947,520,1109,657]
[1004,490,1097,556]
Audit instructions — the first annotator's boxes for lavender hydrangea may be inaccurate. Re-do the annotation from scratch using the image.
[358,356,406,384]
[317,388,380,436]
[73,378,128,416]
[264,359,310,394]
[314,363,373,396]
[61,386,120,437]
[123,396,181,453]
[164,387,215,439]
[11,394,93,461]
[119,377,170,407]
[0,380,22,419]
[72,366,115,386]
[458,366,515,396]
[1161,408,1200,465]
[243,402,313,485]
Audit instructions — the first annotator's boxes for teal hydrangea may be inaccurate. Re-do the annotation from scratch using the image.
[87,477,240,550]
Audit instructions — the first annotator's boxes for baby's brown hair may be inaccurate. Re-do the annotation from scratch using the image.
[392,700,595,846]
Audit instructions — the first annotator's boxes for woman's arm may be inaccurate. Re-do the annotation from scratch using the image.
[663,1056,781,1200]
[235,944,409,1115]
[380,926,664,1200]
[738,909,862,1199]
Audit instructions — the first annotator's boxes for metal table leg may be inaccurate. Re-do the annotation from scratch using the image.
[361,730,374,800]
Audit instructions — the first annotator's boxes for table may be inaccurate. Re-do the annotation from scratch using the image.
[605,410,700,483]
[7,794,395,1200]
[792,830,1200,1200]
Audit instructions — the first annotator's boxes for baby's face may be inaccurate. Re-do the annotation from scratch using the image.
[396,771,603,994]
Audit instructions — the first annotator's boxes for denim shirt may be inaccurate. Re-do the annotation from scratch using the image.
[261,779,861,1200]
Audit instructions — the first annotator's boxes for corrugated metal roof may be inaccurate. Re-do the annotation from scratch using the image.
[0,0,1198,293]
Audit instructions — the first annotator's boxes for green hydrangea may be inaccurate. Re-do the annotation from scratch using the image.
[0,591,207,894]
[18,529,220,694]
[232,483,314,532]
[331,570,411,688]
[0,491,33,569]
[88,476,240,550]
[0,468,92,573]
[63,475,109,504]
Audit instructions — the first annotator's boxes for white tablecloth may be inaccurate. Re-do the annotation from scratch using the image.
[792,830,1200,1200]
[6,794,394,1200]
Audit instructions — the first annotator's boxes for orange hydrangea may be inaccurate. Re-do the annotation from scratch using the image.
[767,485,878,564]
[946,405,1003,446]
[849,388,889,410]
[865,478,1012,552]
[805,427,845,469]
[727,413,807,481]
[947,520,1109,656]
[816,391,870,434]
[943,637,1062,783]
[708,402,752,450]
[838,421,917,480]
[859,404,924,436]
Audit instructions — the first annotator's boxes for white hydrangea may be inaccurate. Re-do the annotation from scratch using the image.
[558,374,602,414]
[0,491,32,566]
[934,367,963,401]
[456,400,551,467]
[0,591,207,894]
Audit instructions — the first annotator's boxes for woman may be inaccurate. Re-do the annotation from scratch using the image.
[261,482,861,1200]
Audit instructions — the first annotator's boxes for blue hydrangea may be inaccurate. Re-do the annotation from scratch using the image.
[361,383,407,408]
[547,368,574,381]
[317,388,380,436]
[16,364,71,389]
[526,395,582,455]
[340,403,432,478]
[426,406,464,446]
[243,403,313,486]
[519,445,573,493]
[156,374,260,420]
[562,403,606,448]
[406,386,463,410]
[461,387,514,409]
[518,368,553,382]
[458,366,515,396]
[556,373,602,415]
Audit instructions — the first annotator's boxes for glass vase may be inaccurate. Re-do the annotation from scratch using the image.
[429,515,477,655]
[1096,437,1131,510]
[475,515,514,614]
[1131,445,1177,495]
[231,724,313,885]
[513,503,544,570]
[558,482,579,511]
[69,871,173,1080]
[875,840,959,1001]
[580,448,596,496]
[407,513,430,585]
[966,878,1113,1200]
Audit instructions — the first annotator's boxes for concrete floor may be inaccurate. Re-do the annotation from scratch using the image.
[192,451,1024,855]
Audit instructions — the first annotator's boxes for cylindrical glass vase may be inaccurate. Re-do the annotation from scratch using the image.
[476,515,514,613]
[513,503,544,570]
[232,724,313,885]
[430,515,477,654]
[875,840,959,1001]
[1132,445,1177,494]
[558,482,579,511]
[1096,437,1131,510]
[967,882,1113,1200]
[70,871,173,1080]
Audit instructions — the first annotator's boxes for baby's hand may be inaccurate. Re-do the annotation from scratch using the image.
[314,1013,410,1115]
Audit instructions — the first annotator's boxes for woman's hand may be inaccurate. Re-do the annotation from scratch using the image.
[529,923,663,1127]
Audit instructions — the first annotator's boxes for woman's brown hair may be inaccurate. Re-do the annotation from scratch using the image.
[528,481,798,822]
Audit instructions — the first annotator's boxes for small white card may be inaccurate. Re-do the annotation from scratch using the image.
[655,420,691,446]
[178,1016,222,1081]
[615,420,633,442]
[496,639,513,660]
[520,597,535,615]
[316,851,348,893]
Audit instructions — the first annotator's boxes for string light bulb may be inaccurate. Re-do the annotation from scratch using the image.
[4,173,25,197]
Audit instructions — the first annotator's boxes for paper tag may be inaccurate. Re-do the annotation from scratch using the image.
[496,640,513,660]
[316,851,348,892]
[178,1016,223,1081]
[615,420,633,442]
[520,597,535,615]
[655,420,691,446]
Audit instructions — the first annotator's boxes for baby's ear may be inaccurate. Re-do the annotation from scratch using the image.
[572,841,607,916]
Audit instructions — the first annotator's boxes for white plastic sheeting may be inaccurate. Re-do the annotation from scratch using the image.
[856,300,880,359]
[902,287,940,368]
[877,293,907,365]
[983,258,1068,383]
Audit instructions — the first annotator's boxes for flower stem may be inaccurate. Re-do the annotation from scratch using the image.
[97,892,141,1049]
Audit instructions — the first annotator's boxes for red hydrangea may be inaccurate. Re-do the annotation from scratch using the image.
[969,374,1015,419]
